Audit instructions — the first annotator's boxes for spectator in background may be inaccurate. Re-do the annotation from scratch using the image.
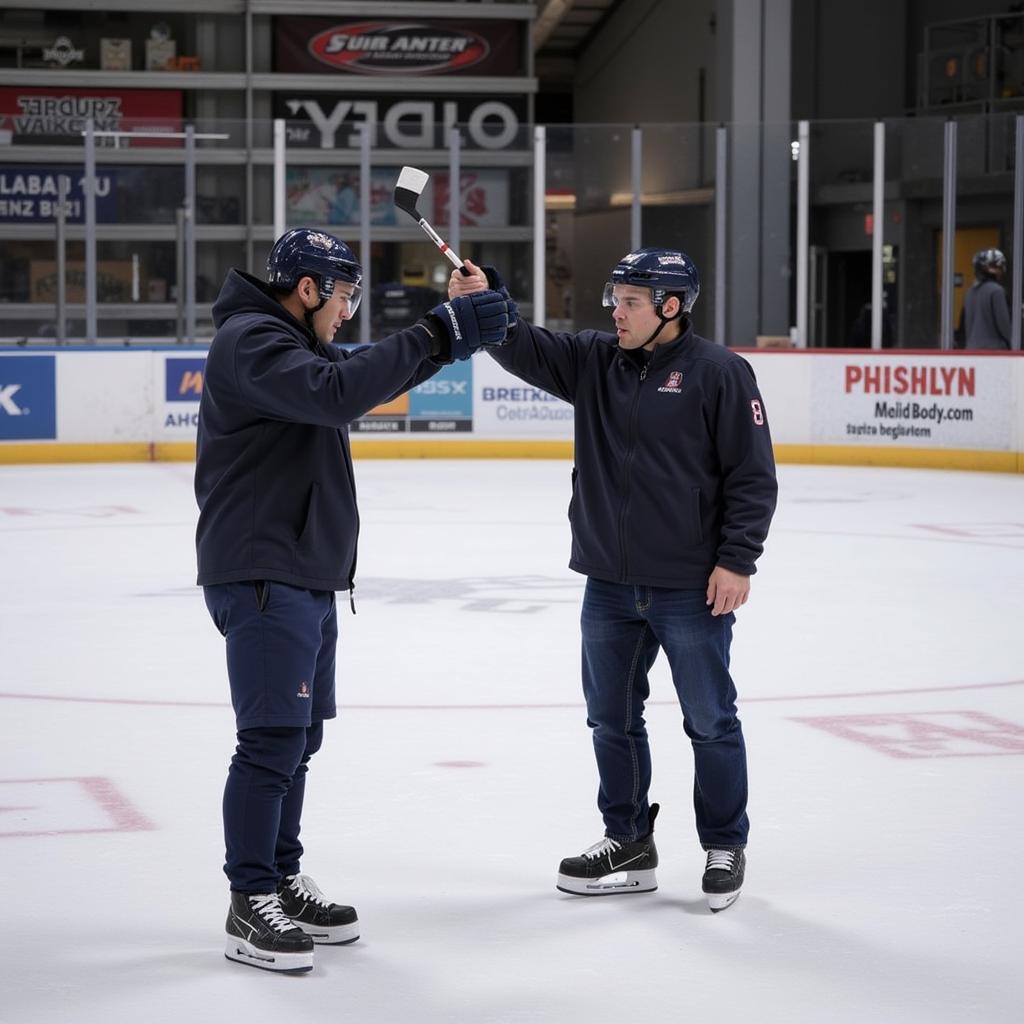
[963,249,1012,350]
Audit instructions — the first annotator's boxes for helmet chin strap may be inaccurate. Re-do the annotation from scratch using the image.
[302,279,329,336]
[642,306,683,348]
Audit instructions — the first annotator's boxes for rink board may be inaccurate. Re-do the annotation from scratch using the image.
[1,346,1022,471]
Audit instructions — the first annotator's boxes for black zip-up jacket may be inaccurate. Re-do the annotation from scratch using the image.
[490,319,778,588]
[195,269,440,592]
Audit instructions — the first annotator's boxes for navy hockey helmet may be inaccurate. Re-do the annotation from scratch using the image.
[972,248,1006,279]
[603,247,700,314]
[267,228,363,312]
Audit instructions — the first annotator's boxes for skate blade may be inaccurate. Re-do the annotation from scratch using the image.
[296,920,360,945]
[224,936,314,973]
[707,889,741,913]
[556,868,657,896]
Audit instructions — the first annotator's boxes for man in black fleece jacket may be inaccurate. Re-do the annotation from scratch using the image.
[198,229,508,973]
[450,247,777,913]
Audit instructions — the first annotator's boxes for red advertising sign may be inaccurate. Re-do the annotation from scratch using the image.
[432,171,509,228]
[810,353,1013,450]
[275,18,522,76]
[0,88,183,146]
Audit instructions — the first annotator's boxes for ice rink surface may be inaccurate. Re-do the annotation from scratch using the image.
[1,458,1022,1023]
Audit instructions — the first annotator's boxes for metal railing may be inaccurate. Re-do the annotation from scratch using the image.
[2,112,1021,351]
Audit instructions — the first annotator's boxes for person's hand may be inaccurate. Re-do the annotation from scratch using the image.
[706,566,750,617]
[427,291,509,362]
[448,259,488,299]
[448,261,520,329]
[478,263,520,330]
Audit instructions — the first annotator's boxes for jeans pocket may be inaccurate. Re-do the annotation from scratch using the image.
[253,580,271,612]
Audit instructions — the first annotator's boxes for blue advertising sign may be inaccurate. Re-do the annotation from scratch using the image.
[409,360,472,431]
[0,166,117,223]
[0,355,56,440]
[165,357,205,402]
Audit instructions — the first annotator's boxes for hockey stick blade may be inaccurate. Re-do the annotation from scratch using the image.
[393,166,470,276]
[394,166,429,217]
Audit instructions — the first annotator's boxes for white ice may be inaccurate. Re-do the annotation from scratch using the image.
[1,459,1022,1023]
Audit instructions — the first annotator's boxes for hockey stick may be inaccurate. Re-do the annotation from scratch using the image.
[394,166,471,277]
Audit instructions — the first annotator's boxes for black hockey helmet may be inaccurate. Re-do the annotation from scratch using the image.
[603,247,700,314]
[267,228,363,311]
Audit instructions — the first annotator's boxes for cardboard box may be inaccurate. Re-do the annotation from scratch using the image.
[145,38,176,71]
[100,38,132,71]
[30,260,135,303]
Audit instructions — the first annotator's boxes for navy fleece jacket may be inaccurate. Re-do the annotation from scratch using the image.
[195,269,440,592]
[489,319,778,587]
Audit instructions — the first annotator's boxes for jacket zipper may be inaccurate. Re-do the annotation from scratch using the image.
[342,427,359,614]
[617,359,647,580]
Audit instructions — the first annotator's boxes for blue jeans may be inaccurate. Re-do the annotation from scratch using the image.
[580,578,749,849]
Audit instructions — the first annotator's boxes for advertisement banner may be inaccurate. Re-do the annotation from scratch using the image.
[154,352,474,437]
[165,358,205,402]
[0,166,115,223]
[408,361,472,432]
[432,171,509,228]
[0,164,188,224]
[161,356,204,437]
[0,88,182,146]
[352,361,473,434]
[275,94,525,151]
[0,355,56,441]
[274,18,522,76]
[810,354,1015,450]
[287,167,400,227]
[473,357,573,439]
[286,166,509,228]
[353,390,409,433]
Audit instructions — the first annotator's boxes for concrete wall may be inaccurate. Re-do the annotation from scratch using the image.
[792,0,1016,119]
[573,0,717,125]
[792,0,909,120]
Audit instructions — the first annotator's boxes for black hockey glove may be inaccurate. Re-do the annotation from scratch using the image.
[424,290,510,363]
[480,266,520,330]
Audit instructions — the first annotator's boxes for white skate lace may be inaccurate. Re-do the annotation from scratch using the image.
[285,873,331,908]
[706,849,737,872]
[582,837,622,861]
[249,893,295,933]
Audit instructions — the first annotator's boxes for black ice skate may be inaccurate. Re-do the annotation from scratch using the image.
[557,804,659,895]
[278,873,360,945]
[702,848,745,912]
[225,891,314,973]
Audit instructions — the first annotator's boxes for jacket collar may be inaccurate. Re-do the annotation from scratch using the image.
[620,318,693,372]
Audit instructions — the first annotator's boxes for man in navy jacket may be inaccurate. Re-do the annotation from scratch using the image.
[450,248,777,912]
[198,228,508,972]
